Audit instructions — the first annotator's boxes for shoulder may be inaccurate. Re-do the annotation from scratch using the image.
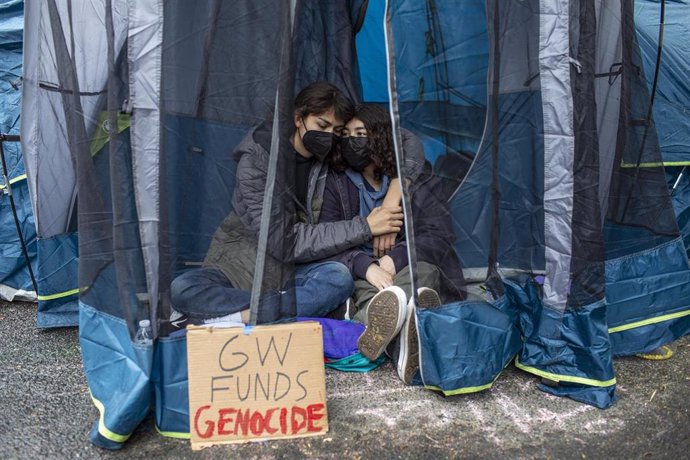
[233,127,269,165]
[401,128,423,152]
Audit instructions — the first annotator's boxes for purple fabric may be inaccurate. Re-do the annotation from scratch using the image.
[298,317,364,360]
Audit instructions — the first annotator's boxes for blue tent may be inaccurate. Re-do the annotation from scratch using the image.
[634,1,690,261]
[0,0,37,304]
[635,0,690,166]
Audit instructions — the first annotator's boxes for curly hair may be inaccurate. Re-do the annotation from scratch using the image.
[330,103,397,179]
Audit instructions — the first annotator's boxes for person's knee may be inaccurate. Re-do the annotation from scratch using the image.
[328,262,355,293]
[317,262,355,303]
[170,274,187,304]
[416,261,441,286]
[170,270,201,309]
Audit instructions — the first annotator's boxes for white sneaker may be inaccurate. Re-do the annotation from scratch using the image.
[357,286,407,361]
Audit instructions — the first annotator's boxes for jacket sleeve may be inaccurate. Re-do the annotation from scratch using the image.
[233,151,269,236]
[292,218,371,263]
[401,129,426,182]
[387,242,409,273]
[233,153,372,263]
[411,178,458,269]
[293,172,372,263]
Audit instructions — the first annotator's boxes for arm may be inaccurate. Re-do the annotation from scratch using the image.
[293,172,372,263]
[380,129,425,208]
[400,128,425,182]
[411,177,460,268]
[234,154,374,263]
[294,173,403,263]
[374,129,426,256]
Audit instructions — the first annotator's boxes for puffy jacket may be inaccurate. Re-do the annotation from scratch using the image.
[203,125,425,290]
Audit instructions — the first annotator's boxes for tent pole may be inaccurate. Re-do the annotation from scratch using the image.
[0,133,39,295]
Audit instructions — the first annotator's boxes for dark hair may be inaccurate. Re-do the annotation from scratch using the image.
[293,81,354,123]
[330,103,397,179]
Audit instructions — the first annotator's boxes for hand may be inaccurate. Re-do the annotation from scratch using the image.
[373,232,397,257]
[365,264,393,291]
[366,206,403,236]
[378,255,396,276]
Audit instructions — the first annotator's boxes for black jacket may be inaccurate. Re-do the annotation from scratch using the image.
[320,166,467,302]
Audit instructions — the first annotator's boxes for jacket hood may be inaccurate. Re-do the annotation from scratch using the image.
[232,121,273,162]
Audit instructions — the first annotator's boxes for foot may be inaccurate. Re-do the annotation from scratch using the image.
[357,286,407,361]
[169,309,190,329]
[396,287,442,384]
[417,287,442,309]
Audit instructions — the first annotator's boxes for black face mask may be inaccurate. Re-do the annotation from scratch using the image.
[302,129,337,162]
[341,136,371,171]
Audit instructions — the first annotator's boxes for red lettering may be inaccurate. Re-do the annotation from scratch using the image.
[263,408,279,434]
[291,406,307,434]
[234,408,250,436]
[194,405,325,440]
[306,403,325,432]
[250,411,266,436]
[217,408,236,435]
[279,407,288,434]
[193,405,215,439]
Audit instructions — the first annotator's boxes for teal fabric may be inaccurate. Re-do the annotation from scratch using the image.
[326,352,385,372]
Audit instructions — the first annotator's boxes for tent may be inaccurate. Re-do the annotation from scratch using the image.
[20,0,690,449]
[634,0,690,260]
[0,0,36,304]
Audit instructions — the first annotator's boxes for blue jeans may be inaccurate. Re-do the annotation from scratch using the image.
[170,261,354,322]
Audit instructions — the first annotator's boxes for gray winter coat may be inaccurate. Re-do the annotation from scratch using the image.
[204,126,425,290]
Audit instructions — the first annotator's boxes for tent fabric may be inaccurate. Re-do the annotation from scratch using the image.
[538,0,576,314]
[26,0,305,447]
[80,302,151,448]
[510,278,616,409]
[20,0,83,326]
[635,0,690,165]
[152,335,190,439]
[416,293,521,395]
[383,0,685,408]
[605,236,690,355]
[35,233,78,327]
[0,0,36,301]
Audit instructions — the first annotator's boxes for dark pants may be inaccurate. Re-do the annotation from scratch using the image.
[352,262,441,324]
[170,261,355,322]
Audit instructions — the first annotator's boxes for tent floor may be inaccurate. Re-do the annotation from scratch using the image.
[2,300,688,458]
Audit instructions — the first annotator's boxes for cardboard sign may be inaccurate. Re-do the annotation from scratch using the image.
[187,322,328,449]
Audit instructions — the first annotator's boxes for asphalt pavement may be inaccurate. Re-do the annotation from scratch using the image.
[1,301,689,459]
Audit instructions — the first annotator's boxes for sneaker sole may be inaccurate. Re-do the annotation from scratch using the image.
[398,305,419,384]
[358,288,406,361]
[417,288,442,309]
[399,288,442,384]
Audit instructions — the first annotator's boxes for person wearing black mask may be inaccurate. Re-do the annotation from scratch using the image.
[170,82,406,326]
[321,103,466,384]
